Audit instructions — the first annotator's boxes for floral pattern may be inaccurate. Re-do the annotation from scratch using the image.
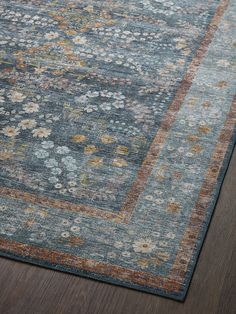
[0,0,221,210]
[0,0,235,301]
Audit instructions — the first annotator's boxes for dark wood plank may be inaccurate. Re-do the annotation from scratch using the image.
[0,148,235,314]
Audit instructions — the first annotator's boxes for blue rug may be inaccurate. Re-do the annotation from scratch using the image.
[0,0,235,300]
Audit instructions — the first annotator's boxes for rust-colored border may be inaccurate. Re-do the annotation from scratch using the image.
[0,0,229,223]
[0,187,126,222]
[170,95,236,282]
[0,238,181,293]
[119,0,230,220]
[0,95,235,295]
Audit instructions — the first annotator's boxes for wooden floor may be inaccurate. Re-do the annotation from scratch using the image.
[0,148,235,314]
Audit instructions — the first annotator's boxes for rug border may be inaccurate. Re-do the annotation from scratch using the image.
[0,0,229,224]
[0,126,235,302]
[179,126,236,301]
[0,0,235,302]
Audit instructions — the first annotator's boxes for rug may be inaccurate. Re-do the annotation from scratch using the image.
[0,0,235,301]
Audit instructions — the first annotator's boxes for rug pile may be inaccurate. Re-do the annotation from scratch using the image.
[0,0,235,300]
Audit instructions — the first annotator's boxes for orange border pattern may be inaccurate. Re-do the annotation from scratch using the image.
[0,0,235,300]
[0,96,235,296]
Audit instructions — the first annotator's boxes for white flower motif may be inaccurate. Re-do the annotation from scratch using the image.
[66,163,78,171]
[32,127,51,138]
[55,183,62,189]
[70,225,80,232]
[166,232,175,239]
[23,102,39,113]
[2,126,20,137]
[56,146,70,154]
[74,217,81,224]
[145,195,153,201]
[67,172,77,179]
[132,239,156,253]
[61,219,70,226]
[122,251,131,257]
[61,231,70,238]
[156,199,164,205]
[75,95,88,104]
[216,59,230,67]
[2,224,17,236]
[107,252,116,259]
[29,232,46,243]
[113,101,125,109]
[41,141,54,149]
[34,149,49,159]
[62,156,76,165]
[44,31,59,40]
[114,241,123,249]
[48,177,59,183]
[100,103,112,111]
[45,158,58,168]
[18,119,37,129]
[72,36,87,45]
[9,91,26,102]
[0,205,7,212]
[84,105,98,113]
[51,167,62,175]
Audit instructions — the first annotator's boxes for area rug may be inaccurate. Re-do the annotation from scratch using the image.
[0,0,235,301]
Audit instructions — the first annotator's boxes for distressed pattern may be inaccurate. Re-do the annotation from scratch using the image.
[0,0,235,300]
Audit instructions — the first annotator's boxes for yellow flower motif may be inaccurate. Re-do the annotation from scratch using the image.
[187,97,198,107]
[52,69,64,75]
[80,174,94,186]
[0,151,13,160]
[182,48,191,56]
[151,257,162,266]
[187,135,199,142]
[65,29,77,36]
[191,144,203,154]
[167,202,181,213]
[202,101,210,108]
[177,58,185,65]
[39,210,48,218]
[158,252,170,262]
[95,22,103,27]
[176,42,186,49]
[88,157,103,167]
[84,145,98,154]
[69,236,84,246]
[198,125,211,134]
[101,134,116,144]
[34,66,47,74]
[77,60,86,67]
[217,80,227,88]
[116,145,129,155]
[112,158,128,167]
[24,207,35,214]
[72,134,87,143]
[84,5,94,13]
[137,259,149,269]
[175,38,187,50]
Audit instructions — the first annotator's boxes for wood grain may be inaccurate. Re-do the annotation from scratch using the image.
[0,148,235,314]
